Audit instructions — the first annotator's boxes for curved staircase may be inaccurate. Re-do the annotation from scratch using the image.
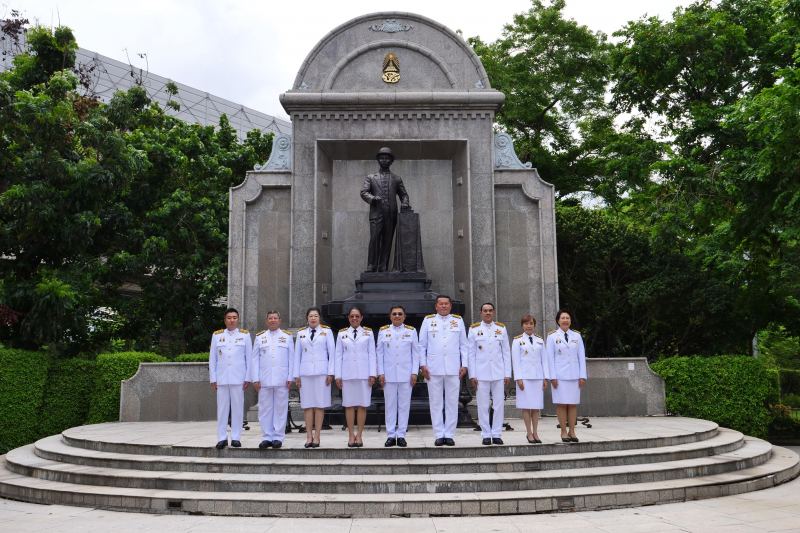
[0,418,797,517]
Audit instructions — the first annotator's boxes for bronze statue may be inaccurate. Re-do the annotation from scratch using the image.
[360,147,411,272]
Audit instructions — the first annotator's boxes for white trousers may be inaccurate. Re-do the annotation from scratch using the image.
[427,375,460,438]
[383,381,412,438]
[216,384,244,442]
[257,385,289,442]
[477,379,505,438]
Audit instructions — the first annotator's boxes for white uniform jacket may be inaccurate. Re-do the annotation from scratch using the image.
[511,333,548,380]
[334,326,378,380]
[209,328,253,385]
[292,325,336,378]
[545,328,587,380]
[419,313,469,376]
[377,323,420,382]
[252,328,295,386]
[467,321,511,381]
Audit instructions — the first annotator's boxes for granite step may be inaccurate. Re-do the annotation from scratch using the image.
[32,429,745,475]
[4,436,771,494]
[0,443,797,517]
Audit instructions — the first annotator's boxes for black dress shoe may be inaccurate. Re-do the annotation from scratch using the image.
[561,437,571,443]
[397,438,407,447]
[385,437,397,447]
[215,440,227,449]
[526,437,536,444]
[435,438,445,446]
[444,438,455,446]
[482,438,492,445]
[231,440,241,448]
[492,438,504,445]
[258,440,272,449]
[311,442,320,448]
[272,440,282,448]
[355,442,363,448]
[570,437,579,443]
[304,442,312,448]
[534,439,542,444]
[348,442,356,448]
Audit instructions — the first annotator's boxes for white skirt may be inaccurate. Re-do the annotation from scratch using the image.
[552,379,581,405]
[516,379,544,409]
[300,374,332,409]
[342,379,372,408]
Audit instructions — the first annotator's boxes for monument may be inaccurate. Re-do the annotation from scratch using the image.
[228,12,559,338]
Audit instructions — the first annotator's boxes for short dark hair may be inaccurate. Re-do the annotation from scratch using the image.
[224,308,239,318]
[555,309,573,323]
[521,315,536,327]
[306,306,322,319]
[347,305,363,316]
[266,310,281,319]
[435,294,452,304]
[480,302,495,312]
[390,305,405,314]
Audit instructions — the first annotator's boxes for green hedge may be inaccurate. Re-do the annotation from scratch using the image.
[780,369,800,396]
[651,355,775,438]
[175,352,208,362]
[0,349,50,450]
[766,369,781,406]
[85,352,167,424]
[38,359,97,439]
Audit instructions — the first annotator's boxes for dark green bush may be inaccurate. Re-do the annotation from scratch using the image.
[0,349,49,450]
[38,359,97,439]
[85,352,166,424]
[781,393,800,408]
[766,369,781,406]
[780,369,800,396]
[175,353,208,362]
[651,356,774,438]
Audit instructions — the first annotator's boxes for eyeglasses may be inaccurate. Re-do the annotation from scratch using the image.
[391,312,404,316]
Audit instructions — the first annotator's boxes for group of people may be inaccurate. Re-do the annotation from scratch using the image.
[208,295,587,449]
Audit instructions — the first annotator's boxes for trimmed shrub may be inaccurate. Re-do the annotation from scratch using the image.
[0,349,49,450]
[86,352,166,424]
[651,356,774,438]
[38,359,97,439]
[175,353,208,363]
[780,369,800,396]
[766,369,781,406]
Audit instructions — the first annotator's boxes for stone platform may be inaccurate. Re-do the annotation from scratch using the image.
[0,418,797,518]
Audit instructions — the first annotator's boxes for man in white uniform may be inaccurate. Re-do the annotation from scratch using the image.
[377,305,420,447]
[209,308,252,449]
[419,295,469,446]
[468,303,511,445]
[252,311,294,449]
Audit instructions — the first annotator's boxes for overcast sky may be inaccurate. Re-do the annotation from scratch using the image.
[6,0,690,119]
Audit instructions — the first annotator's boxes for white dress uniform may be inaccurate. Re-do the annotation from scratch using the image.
[377,323,420,439]
[293,325,335,408]
[209,327,253,442]
[419,313,469,439]
[545,328,587,404]
[252,328,294,443]
[511,333,548,409]
[334,326,377,407]
[468,320,511,439]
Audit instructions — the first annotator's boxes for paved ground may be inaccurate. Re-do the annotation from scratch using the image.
[1,446,798,533]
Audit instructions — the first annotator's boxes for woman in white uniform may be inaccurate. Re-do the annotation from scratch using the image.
[511,315,549,444]
[293,307,335,448]
[335,306,377,447]
[546,309,587,443]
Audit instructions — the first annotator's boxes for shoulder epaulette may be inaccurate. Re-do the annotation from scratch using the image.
[535,334,543,339]
[320,325,331,329]
[340,327,349,332]
[572,329,581,334]
[239,329,249,334]
[281,329,290,335]
[548,330,557,335]
[214,329,224,335]
[470,322,480,328]
[404,324,414,329]
[256,330,266,336]
[380,324,390,330]
[362,326,372,331]
[514,334,523,339]
[425,314,435,318]
[495,322,505,327]
[452,314,462,318]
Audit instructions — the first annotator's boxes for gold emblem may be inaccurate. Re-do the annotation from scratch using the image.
[382,53,400,83]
